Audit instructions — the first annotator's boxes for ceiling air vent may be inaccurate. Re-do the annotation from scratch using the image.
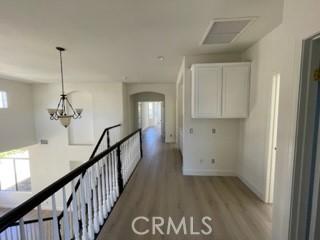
[201,18,254,45]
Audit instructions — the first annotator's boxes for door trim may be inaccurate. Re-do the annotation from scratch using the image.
[289,33,320,240]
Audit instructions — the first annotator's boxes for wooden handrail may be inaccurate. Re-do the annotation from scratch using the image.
[90,124,121,158]
[0,127,141,233]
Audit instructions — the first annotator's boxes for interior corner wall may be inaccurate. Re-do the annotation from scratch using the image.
[0,79,36,152]
[176,59,185,152]
[126,83,176,143]
[181,54,242,176]
[122,83,130,137]
[238,0,320,239]
[237,36,277,201]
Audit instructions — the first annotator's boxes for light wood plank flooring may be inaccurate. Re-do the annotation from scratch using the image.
[98,127,272,240]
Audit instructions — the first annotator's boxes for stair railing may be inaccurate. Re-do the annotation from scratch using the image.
[58,124,122,224]
[0,125,143,240]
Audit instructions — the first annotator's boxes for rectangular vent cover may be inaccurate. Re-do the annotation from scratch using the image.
[201,18,253,45]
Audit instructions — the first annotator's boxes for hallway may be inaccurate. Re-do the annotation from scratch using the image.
[97,127,272,240]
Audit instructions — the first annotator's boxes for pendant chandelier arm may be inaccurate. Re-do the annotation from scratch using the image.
[65,97,80,118]
[56,97,63,113]
[50,97,63,120]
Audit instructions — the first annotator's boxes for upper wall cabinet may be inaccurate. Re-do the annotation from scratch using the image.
[191,65,222,118]
[191,62,250,119]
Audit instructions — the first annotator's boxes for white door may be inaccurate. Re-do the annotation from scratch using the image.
[222,64,250,118]
[192,66,222,118]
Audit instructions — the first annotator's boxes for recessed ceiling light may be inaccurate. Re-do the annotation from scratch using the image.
[157,56,165,61]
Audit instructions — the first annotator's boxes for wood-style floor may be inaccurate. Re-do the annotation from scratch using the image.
[97,127,272,240]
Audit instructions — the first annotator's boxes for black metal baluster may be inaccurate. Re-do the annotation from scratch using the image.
[107,130,111,149]
[116,146,124,194]
[139,129,143,159]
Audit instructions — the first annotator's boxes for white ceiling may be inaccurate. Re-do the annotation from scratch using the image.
[0,0,283,83]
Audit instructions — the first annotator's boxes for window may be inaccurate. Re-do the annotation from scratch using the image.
[0,150,31,192]
[0,91,8,108]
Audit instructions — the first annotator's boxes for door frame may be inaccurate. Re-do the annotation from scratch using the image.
[265,73,280,203]
[289,32,320,240]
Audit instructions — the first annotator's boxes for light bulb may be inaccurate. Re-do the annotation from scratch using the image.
[59,116,71,128]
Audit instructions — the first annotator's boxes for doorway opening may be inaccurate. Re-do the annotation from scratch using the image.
[289,33,320,240]
[131,92,165,142]
[138,101,163,132]
[266,73,280,203]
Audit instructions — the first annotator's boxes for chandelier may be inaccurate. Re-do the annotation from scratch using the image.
[47,47,83,128]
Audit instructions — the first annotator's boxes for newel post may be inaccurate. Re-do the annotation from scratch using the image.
[116,146,124,193]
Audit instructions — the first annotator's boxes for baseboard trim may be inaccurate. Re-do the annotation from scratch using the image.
[183,168,236,176]
[238,175,265,201]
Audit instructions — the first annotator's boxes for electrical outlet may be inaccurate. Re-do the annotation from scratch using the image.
[211,158,215,164]
[40,139,48,144]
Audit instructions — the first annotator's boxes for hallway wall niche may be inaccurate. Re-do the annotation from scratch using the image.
[67,91,94,145]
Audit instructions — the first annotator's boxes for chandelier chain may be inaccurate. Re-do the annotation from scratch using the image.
[59,49,65,95]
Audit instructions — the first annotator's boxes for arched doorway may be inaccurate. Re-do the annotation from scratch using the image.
[130,92,165,141]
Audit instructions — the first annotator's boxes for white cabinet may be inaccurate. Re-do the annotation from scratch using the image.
[191,65,222,118]
[222,64,250,118]
[191,62,250,119]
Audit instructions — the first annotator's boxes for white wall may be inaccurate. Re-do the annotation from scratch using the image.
[126,83,176,143]
[238,0,320,239]
[238,38,277,200]
[0,82,124,208]
[0,79,36,152]
[179,54,243,176]
[122,83,129,136]
[31,82,124,187]
[68,91,95,145]
[0,80,36,206]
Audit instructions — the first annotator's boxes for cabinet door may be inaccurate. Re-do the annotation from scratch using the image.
[222,64,250,118]
[192,66,222,118]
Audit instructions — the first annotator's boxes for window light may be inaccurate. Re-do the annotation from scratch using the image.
[0,91,8,109]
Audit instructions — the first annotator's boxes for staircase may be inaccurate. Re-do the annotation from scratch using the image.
[0,124,143,240]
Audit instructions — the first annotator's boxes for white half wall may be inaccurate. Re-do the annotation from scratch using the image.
[0,79,36,152]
